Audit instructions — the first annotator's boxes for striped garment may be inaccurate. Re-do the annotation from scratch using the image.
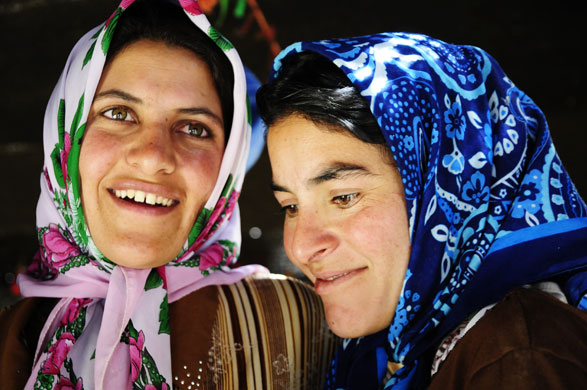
[170,273,339,389]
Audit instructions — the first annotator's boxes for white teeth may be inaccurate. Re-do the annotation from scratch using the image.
[324,272,350,281]
[134,191,145,203]
[113,189,174,206]
[145,193,156,205]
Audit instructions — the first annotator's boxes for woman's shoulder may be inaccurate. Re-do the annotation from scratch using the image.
[171,273,339,390]
[430,287,587,389]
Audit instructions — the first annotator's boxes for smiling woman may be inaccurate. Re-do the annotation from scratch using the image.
[258,37,587,389]
[268,116,411,338]
[79,40,226,269]
[0,1,337,389]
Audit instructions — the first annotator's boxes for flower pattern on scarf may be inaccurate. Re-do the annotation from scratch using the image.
[271,32,587,389]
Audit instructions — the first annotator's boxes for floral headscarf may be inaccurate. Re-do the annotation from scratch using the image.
[17,1,267,388]
[270,33,587,389]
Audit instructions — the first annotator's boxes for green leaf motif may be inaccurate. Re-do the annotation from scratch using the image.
[246,95,252,126]
[218,239,236,254]
[51,146,65,189]
[158,293,170,335]
[144,269,163,291]
[142,348,167,387]
[220,173,234,198]
[189,207,212,243]
[57,99,66,148]
[102,7,123,54]
[83,40,96,68]
[123,319,139,341]
[208,26,234,51]
[70,94,85,141]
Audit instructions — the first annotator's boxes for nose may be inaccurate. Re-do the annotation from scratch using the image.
[126,122,176,175]
[288,208,338,265]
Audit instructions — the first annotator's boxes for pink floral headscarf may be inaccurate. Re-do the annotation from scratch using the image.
[17,1,267,389]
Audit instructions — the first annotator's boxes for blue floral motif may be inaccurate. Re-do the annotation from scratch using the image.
[511,169,542,218]
[273,32,587,390]
[444,99,466,140]
[402,135,415,151]
[461,171,489,205]
[442,148,465,175]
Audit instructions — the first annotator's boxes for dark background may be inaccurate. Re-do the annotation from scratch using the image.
[1,0,585,307]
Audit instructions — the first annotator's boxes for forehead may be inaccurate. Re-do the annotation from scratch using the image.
[267,116,396,186]
[100,40,215,89]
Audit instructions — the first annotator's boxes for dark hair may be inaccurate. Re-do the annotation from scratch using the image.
[256,51,385,146]
[106,0,234,136]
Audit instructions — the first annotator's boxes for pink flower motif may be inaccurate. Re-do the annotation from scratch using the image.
[118,0,135,9]
[44,167,54,194]
[191,197,226,251]
[55,376,83,390]
[60,132,71,185]
[129,330,145,382]
[60,298,92,326]
[199,243,225,271]
[42,224,81,268]
[26,250,58,280]
[41,332,76,375]
[179,0,203,15]
[191,190,240,251]
[105,0,134,27]
[225,190,239,217]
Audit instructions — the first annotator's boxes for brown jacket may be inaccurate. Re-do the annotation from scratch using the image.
[429,288,587,389]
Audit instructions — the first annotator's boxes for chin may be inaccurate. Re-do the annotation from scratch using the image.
[103,246,177,269]
[324,303,392,339]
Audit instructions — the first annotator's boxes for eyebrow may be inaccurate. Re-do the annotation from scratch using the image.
[271,163,373,193]
[93,89,224,127]
[178,107,224,127]
[94,89,141,103]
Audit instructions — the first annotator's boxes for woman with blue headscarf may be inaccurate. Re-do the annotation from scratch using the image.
[258,32,587,389]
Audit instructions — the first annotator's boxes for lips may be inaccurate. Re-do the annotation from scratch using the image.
[110,188,177,206]
[321,271,351,281]
[313,267,367,295]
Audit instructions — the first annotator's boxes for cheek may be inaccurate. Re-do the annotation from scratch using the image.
[282,221,295,260]
[181,149,224,204]
[345,196,411,272]
[79,130,120,182]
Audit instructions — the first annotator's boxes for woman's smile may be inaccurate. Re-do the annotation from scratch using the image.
[268,116,411,338]
[312,266,368,295]
[79,40,225,269]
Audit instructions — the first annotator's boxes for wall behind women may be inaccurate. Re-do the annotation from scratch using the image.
[1,0,584,305]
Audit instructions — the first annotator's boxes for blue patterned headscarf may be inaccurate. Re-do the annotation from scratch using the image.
[269,33,587,389]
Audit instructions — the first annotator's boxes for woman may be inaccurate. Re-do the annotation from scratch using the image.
[257,33,587,388]
[0,1,336,389]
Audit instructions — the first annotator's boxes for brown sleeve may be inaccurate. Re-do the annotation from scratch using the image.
[470,347,587,389]
[0,297,57,390]
[429,288,587,390]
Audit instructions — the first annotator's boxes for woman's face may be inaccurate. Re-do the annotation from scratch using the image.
[79,40,226,269]
[268,116,411,338]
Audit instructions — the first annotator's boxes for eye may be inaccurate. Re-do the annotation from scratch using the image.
[102,107,133,121]
[180,123,210,138]
[332,193,359,208]
[280,204,298,217]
